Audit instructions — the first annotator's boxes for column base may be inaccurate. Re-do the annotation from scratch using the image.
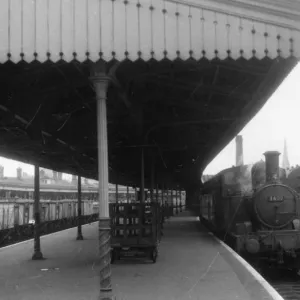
[76,234,84,240]
[98,292,113,300]
[32,251,44,260]
[98,218,112,300]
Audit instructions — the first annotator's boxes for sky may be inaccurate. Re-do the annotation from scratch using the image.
[0,62,300,178]
[204,61,300,175]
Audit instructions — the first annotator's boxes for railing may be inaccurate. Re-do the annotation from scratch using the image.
[0,199,94,228]
[0,198,97,248]
[0,199,186,248]
[0,213,98,248]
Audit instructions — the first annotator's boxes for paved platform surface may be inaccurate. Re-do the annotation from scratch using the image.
[0,211,269,300]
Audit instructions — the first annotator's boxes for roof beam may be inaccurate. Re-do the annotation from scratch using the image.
[160,97,230,115]
[207,60,269,77]
[152,79,250,99]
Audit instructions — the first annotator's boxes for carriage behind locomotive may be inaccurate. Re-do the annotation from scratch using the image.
[199,151,300,269]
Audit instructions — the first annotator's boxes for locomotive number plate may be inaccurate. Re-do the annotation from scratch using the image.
[267,196,284,202]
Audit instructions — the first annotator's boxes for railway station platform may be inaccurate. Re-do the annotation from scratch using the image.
[0,211,280,300]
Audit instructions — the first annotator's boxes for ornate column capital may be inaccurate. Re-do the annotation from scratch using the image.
[91,76,110,100]
[89,61,111,100]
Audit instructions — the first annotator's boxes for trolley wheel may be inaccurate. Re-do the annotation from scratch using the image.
[151,247,158,263]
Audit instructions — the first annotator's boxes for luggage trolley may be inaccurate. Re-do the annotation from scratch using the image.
[109,202,162,263]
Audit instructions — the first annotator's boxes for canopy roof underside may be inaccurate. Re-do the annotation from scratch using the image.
[0,57,297,189]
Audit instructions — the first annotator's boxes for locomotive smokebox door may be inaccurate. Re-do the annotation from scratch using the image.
[253,151,299,229]
[254,184,297,228]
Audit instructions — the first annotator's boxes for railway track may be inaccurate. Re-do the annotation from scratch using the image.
[270,270,300,300]
[258,266,300,300]
[199,218,300,300]
[272,281,300,300]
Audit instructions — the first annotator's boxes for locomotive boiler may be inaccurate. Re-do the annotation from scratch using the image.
[199,151,300,270]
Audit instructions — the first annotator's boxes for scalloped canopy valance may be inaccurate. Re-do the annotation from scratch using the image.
[0,0,300,64]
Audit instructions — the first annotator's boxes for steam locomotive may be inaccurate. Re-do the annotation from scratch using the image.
[199,151,300,270]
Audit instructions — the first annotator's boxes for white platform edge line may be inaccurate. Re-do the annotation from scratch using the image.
[0,221,98,252]
[208,231,284,300]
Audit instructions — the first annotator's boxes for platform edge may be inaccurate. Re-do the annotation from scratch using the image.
[208,231,284,300]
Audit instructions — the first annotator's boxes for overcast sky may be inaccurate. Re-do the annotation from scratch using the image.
[204,62,300,175]
[0,62,300,178]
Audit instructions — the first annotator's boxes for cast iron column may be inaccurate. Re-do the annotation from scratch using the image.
[170,189,173,216]
[171,189,174,216]
[115,183,118,203]
[32,165,43,260]
[140,148,145,203]
[150,153,155,202]
[168,188,171,216]
[91,71,112,300]
[166,188,169,219]
[77,176,83,240]
[174,190,177,215]
[126,186,129,203]
[180,189,183,212]
[176,189,179,215]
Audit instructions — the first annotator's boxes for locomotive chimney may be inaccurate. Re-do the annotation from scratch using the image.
[235,135,244,166]
[264,151,281,183]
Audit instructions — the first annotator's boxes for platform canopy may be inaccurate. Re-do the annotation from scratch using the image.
[0,0,300,190]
